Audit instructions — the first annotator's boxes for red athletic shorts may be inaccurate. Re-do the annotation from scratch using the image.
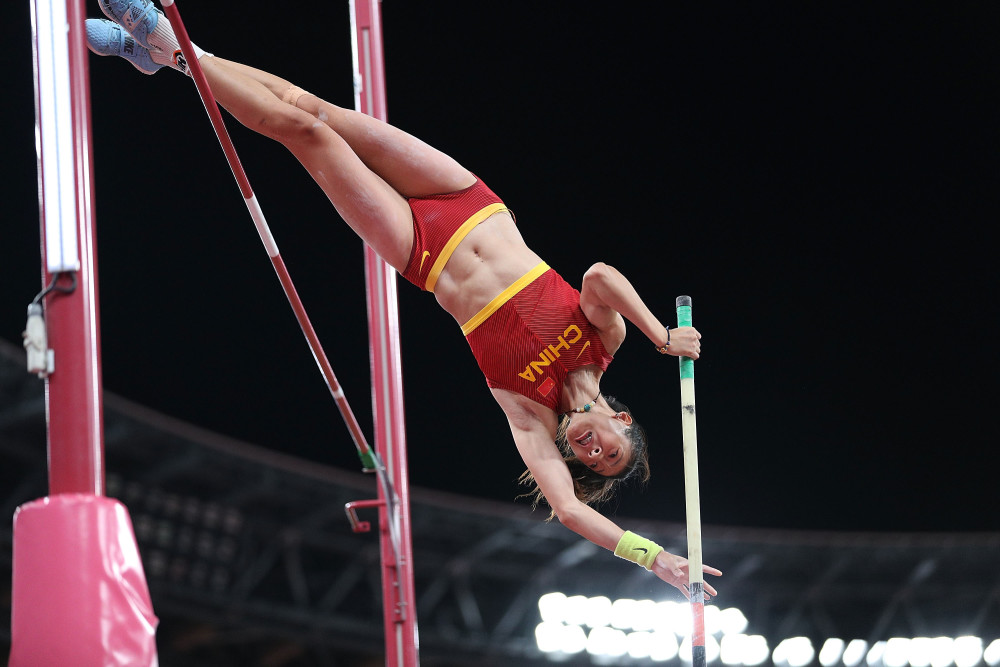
[400,177,509,292]
[462,263,613,411]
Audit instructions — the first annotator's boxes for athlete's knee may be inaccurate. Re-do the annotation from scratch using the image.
[281,85,311,106]
[255,99,330,147]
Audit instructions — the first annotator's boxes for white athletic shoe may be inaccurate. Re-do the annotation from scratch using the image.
[86,18,163,75]
[98,0,159,49]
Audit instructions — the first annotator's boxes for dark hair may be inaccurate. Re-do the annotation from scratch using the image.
[518,395,650,520]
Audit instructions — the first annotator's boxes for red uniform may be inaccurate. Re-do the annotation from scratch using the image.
[401,177,509,291]
[401,177,612,410]
[463,262,614,411]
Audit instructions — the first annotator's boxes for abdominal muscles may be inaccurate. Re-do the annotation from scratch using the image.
[433,213,544,324]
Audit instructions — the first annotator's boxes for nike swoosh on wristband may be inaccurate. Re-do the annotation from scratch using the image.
[633,547,648,554]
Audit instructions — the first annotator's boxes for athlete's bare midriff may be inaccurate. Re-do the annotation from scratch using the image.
[431,211,544,324]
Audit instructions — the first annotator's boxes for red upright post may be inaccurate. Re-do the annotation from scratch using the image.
[36,0,104,496]
[349,2,419,665]
[10,1,157,664]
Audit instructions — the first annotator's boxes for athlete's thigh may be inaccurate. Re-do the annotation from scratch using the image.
[298,96,476,198]
[290,126,415,271]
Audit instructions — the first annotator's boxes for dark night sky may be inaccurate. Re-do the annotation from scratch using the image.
[3,3,998,533]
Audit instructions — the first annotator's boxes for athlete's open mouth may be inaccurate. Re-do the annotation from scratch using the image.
[575,432,593,447]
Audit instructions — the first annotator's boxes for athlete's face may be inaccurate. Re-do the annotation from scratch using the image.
[565,411,634,477]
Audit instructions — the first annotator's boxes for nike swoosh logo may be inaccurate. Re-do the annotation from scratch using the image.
[419,250,431,273]
[633,547,648,554]
[575,340,591,359]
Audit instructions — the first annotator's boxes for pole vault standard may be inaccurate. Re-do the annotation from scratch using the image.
[161,1,418,664]
[347,1,420,665]
[11,0,157,664]
[676,295,705,667]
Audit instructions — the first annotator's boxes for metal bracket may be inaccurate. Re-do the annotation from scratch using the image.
[344,499,384,534]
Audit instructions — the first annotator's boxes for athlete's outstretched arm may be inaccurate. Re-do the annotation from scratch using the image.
[493,389,719,598]
[579,262,701,359]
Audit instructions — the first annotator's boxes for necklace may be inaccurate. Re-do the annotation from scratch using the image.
[566,393,601,415]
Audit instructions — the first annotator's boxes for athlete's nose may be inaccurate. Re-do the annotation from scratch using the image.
[588,446,602,458]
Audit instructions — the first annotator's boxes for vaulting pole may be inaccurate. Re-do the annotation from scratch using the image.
[158,0,416,661]
[349,1,419,664]
[161,0,383,480]
[676,295,705,667]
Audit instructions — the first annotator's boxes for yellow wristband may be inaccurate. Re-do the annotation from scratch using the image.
[614,531,663,571]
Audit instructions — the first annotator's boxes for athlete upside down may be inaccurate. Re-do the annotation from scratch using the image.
[87,0,721,597]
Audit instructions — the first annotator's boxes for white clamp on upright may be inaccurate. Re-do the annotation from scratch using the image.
[23,304,54,378]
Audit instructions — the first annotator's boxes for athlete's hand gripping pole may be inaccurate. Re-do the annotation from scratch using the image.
[676,295,705,667]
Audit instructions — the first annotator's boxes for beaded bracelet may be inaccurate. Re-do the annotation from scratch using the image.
[655,326,671,354]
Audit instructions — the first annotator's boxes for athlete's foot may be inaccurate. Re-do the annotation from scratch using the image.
[98,0,159,49]
[86,18,163,75]
[97,0,203,76]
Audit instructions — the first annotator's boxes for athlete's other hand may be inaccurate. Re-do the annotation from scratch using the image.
[665,326,702,360]
[651,550,721,599]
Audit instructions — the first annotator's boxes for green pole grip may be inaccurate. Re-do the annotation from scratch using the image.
[676,295,694,379]
[357,449,377,471]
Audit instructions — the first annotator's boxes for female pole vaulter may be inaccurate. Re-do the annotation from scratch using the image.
[86,0,721,597]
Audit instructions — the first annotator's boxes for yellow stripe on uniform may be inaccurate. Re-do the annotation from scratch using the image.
[425,202,509,293]
[461,261,550,336]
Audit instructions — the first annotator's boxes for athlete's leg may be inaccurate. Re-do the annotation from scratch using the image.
[210,58,476,199]
[199,56,417,270]
[91,0,472,269]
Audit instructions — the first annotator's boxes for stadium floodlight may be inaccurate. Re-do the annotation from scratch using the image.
[843,640,869,667]
[819,638,846,667]
[632,600,660,632]
[722,634,771,666]
[534,622,587,655]
[984,639,1000,667]
[742,635,771,666]
[610,598,638,630]
[706,635,722,663]
[720,634,743,666]
[774,637,815,667]
[909,637,935,667]
[627,631,653,659]
[886,638,913,667]
[538,592,568,624]
[928,637,955,667]
[563,595,590,627]
[867,641,887,666]
[649,631,681,662]
[658,600,693,636]
[587,626,628,657]
[535,622,563,653]
[583,596,613,628]
[719,608,749,636]
[559,624,587,654]
[704,605,722,635]
[953,636,983,667]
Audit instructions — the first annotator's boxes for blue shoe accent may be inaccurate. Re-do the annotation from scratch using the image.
[86,19,163,75]
[98,0,159,49]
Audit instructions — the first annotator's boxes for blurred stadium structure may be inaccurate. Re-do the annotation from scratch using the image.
[2,338,997,667]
